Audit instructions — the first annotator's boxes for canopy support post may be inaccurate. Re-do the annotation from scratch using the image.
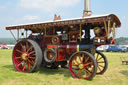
[80,24,82,41]
[17,29,19,41]
[10,30,17,42]
[107,20,111,39]
[26,30,28,38]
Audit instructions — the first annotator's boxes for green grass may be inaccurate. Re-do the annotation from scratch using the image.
[0,49,128,85]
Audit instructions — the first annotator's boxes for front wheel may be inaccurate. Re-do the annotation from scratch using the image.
[69,51,97,80]
[12,39,42,73]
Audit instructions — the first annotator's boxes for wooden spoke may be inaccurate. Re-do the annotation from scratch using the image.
[26,42,29,51]
[79,69,82,78]
[28,59,34,65]
[23,63,26,71]
[83,62,93,67]
[97,61,105,63]
[72,62,79,66]
[83,68,91,75]
[16,49,23,54]
[27,46,33,52]
[17,63,21,67]
[20,43,24,49]
[98,65,102,72]
[76,69,81,76]
[29,51,35,55]
[16,57,21,59]
[98,64,104,68]
[72,67,79,70]
[96,54,99,61]
[31,60,35,65]
[97,57,103,61]
[74,58,80,65]
[85,56,89,62]
[30,54,36,57]
[78,56,82,62]
[29,57,35,60]
[28,63,31,70]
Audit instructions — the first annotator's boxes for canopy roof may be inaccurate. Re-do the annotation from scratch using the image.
[6,14,121,31]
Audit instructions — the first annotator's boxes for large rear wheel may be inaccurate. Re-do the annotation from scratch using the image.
[69,51,97,80]
[12,39,42,73]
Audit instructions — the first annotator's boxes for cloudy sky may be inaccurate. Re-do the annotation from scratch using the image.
[0,0,128,38]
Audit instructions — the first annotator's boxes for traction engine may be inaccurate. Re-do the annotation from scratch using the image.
[6,0,121,80]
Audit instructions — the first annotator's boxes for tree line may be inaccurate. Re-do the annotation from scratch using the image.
[0,38,16,45]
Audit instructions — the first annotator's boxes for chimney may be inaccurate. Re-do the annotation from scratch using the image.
[83,0,92,17]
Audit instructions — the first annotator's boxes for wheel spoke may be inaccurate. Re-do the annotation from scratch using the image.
[23,63,26,71]
[96,53,99,61]
[78,56,82,62]
[17,63,21,67]
[98,65,102,72]
[26,42,29,52]
[83,62,93,67]
[27,46,33,52]
[74,58,80,65]
[16,49,23,54]
[29,57,35,60]
[28,63,31,70]
[30,54,36,57]
[97,61,105,63]
[76,69,81,77]
[31,60,35,64]
[83,68,91,75]
[20,43,24,49]
[29,51,35,55]
[79,69,82,78]
[72,67,79,70]
[85,56,89,62]
[98,64,104,68]
[28,59,34,65]
[15,57,22,60]
[97,57,103,61]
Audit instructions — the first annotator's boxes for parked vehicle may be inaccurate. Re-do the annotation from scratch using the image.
[106,45,127,52]
[97,45,109,52]
[119,45,128,52]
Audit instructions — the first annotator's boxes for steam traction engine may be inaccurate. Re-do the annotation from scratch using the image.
[6,0,121,80]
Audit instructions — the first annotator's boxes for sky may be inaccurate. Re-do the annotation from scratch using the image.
[0,0,128,38]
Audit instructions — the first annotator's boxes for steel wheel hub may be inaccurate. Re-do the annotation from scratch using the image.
[79,64,83,69]
[22,53,28,60]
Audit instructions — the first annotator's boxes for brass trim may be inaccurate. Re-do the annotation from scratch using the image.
[77,45,79,52]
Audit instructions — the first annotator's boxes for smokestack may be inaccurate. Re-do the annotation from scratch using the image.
[83,0,92,17]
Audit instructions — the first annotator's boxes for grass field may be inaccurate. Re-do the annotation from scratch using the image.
[0,49,128,85]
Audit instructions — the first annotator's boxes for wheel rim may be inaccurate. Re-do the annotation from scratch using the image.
[94,50,108,74]
[69,51,97,80]
[13,40,37,72]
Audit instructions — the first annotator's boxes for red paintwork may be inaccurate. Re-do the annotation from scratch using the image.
[47,45,57,48]
[13,41,35,72]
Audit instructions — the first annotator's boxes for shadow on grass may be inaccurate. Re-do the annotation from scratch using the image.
[2,64,16,71]
[3,65,71,78]
[120,70,128,76]
[39,67,71,78]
